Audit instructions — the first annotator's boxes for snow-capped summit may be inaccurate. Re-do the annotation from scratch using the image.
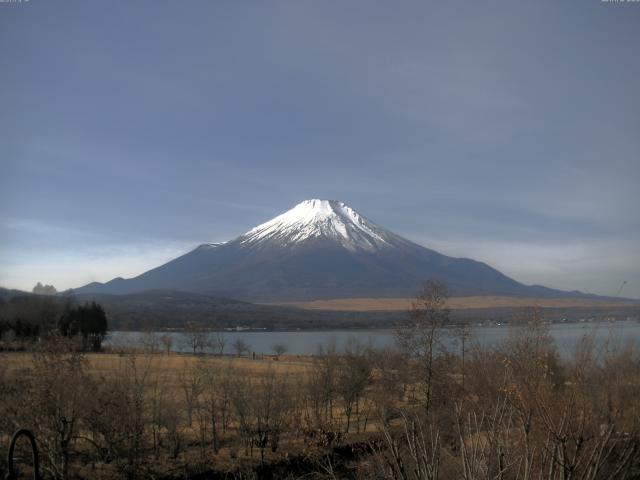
[239,199,396,251]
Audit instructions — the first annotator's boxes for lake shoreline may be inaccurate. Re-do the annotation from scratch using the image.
[107,315,639,334]
[105,319,640,356]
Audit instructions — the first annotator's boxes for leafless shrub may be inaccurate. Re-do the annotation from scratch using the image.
[181,323,209,354]
[84,355,153,479]
[141,331,160,354]
[272,343,288,359]
[159,334,173,355]
[197,359,228,453]
[337,339,373,433]
[178,364,203,427]
[377,410,441,480]
[228,365,293,462]
[303,342,338,429]
[211,332,227,355]
[24,334,89,480]
[233,338,251,357]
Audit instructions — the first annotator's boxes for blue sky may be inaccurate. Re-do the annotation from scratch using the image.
[1,1,639,298]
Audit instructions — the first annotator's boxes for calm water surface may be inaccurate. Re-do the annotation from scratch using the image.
[105,320,640,356]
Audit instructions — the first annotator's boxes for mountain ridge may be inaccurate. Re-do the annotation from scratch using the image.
[74,199,608,301]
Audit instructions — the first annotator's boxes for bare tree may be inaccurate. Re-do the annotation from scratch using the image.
[252,368,293,462]
[451,323,472,391]
[370,347,409,422]
[197,359,227,453]
[376,411,441,480]
[147,368,170,458]
[178,366,203,426]
[337,339,373,433]
[114,355,152,479]
[229,373,253,455]
[229,367,293,462]
[181,323,209,355]
[141,331,159,354]
[163,397,185,460]
[232,338,250,357]
[301,340,340,444]
[211,332,227,356]
[159,334,173,355]
[272,343,288,359]
[396,280,449,412]
[83,354,153,479]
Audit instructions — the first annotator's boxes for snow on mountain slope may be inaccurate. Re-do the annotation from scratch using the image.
[196,241,228,250]
[239,199,398,251]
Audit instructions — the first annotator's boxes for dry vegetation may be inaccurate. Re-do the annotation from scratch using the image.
[272,296,640,312]
[2,284,640,479]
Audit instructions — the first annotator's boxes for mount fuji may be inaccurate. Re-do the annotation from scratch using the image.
[75,199,589,301]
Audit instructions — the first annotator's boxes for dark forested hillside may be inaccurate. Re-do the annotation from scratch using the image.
[74,290,402,330]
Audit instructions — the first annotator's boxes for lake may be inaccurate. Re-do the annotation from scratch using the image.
[105,319,640,357]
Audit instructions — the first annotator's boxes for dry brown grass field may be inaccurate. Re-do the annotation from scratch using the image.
[271,295,640,311]
[1,351,314,379]
[0,347,387,478]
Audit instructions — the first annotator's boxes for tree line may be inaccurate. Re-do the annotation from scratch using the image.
[0,294,108,351]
